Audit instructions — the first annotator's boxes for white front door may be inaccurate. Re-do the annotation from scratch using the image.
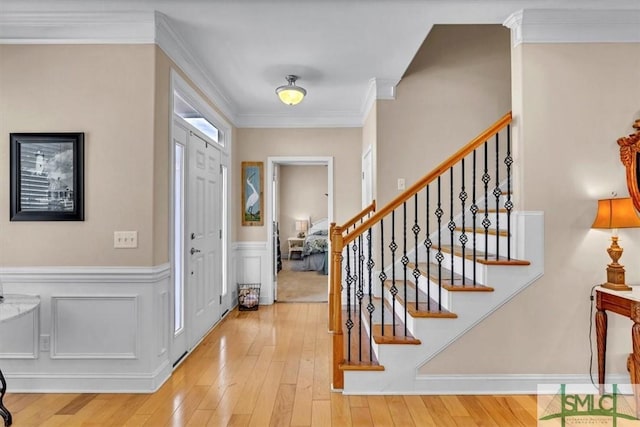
[187,132,222,349]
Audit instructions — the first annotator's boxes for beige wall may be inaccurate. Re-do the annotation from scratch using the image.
[377,25,511,207]
[235,128,362,242]
[421,43,640,375]
[0,45,156,267]
[278,165,328,255]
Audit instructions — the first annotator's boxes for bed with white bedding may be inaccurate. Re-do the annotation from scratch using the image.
[292,218,329,274]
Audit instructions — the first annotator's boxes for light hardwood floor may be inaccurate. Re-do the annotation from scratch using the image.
[5,303,539,426]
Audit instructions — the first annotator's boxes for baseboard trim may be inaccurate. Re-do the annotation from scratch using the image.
[5,360,172,393]
[342,373,633,395]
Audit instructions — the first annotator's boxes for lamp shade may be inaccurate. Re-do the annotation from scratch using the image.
[295,220,308,233]
[591,197,640,229]
[276,75,306,106]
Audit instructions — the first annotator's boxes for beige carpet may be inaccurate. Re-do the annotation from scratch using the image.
[277,260,328,303]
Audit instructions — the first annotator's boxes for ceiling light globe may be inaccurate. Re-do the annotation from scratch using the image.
[277,87,306,105]
[276,75,307,106]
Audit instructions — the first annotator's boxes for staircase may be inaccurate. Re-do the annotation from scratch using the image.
[329,112,544,394]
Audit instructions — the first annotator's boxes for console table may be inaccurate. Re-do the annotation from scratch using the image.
[0,294,40,427]
[595,287,640,417]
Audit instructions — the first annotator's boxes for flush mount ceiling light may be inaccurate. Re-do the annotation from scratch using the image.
[276,75,307,106]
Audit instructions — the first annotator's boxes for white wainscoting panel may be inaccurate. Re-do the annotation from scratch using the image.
[157,290,169,357]
[0,308,39,359]
[0,264,171,392]
[51,296,138,359]
[234,242,272,304]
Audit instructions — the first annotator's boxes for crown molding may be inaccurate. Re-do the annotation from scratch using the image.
[0,11,156,44]
[359,77,400,126]
[153,12,238,125]
[0,10,402,129]
[504,9,640,47]
[0,11,239,125]
[235,111,363,128]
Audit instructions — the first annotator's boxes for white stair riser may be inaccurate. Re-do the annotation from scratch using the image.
[342,212,544,394]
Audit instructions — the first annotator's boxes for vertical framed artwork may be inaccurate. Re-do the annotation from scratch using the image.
[241,161,263,226]
[10,132,84,221]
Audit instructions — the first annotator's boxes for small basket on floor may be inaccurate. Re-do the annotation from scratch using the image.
[238,283,260,311]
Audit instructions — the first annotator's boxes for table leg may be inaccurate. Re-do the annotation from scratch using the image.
[0,368,11,427]
[596,308,607,394]
[631,306,640,419]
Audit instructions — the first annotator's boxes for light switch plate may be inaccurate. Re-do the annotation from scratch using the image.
[397,178,405,190]
[114,231,138,248]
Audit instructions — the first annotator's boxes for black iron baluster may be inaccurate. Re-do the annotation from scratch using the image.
[401,202,409,334]
[366,228,374,362]
[390,211,398,335]
[482,141,491,260]
[423,185,432,310]
[505,124,513,260]
[379,220,386,335]
[471,150,478,286]
[413,194,421,312]
[448,167,455,288]
[459,158,468,286]
[435,177,444,311]
[493,132,501,260]
[345,242,353,362]
[357,234,364,362]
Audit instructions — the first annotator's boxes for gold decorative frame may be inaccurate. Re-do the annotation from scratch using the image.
[618,119,640,212]
[241,161,264,226]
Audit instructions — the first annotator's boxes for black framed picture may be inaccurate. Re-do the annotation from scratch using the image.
[10,133,84,221]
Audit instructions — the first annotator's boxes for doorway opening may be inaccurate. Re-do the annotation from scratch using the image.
[267,157,334,303]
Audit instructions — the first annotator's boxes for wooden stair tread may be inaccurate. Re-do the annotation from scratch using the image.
[368,298,422,344]
[438,245,530,265]
[383,280,458,318]
[477,208,507,213]
[341,308,382,370]
[407,262,494,291]
[454,227,509,237]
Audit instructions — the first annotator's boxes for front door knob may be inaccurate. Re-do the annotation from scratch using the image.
[190,248,201,255]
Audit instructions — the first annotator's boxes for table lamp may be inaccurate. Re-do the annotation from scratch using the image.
[295,220,308,238]
[592,197,640,291]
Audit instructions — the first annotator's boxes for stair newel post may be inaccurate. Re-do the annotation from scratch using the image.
[329,222,336,332]
[505,124,513,260]
[330,223,345,389]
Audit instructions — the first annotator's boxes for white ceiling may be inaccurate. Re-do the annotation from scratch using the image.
[1,0,639,127]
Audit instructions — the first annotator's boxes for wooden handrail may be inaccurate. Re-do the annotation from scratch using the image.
[341,200,376,232]
[343,112,512,246]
